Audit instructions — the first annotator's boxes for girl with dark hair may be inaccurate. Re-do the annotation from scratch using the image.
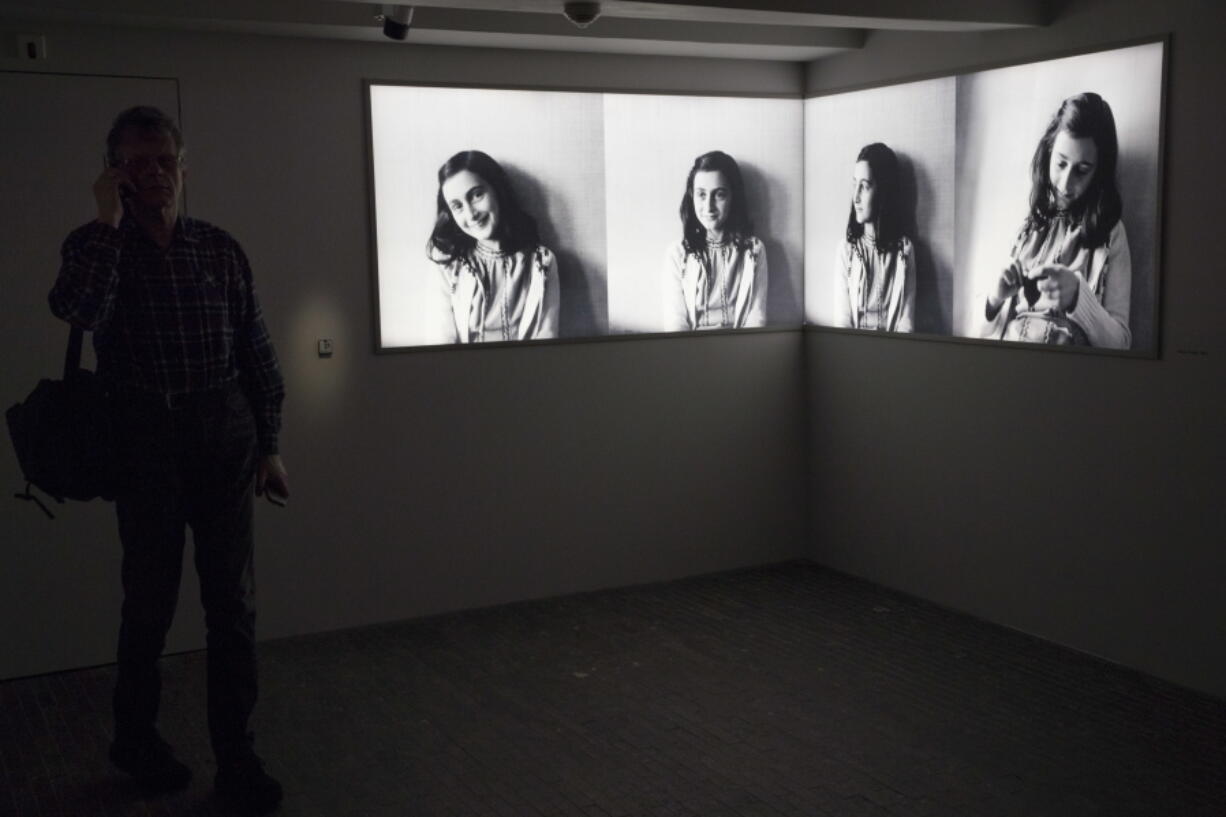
[663,150,767,330]
[427,150,559,343]
[835,142,915,332]
[983,92,1131,348]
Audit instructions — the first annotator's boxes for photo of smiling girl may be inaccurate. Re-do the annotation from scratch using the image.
[663,151,767,331]
[427,149,559,344]
[982,93,1131,348]
[835,142,915,332]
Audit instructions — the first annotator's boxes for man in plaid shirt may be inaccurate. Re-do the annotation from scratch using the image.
[49,106,286,814]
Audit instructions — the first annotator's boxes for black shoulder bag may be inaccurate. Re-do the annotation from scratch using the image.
[6,326,117,518]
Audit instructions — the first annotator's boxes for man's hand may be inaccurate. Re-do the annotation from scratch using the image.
[256,454,290,503]
[94,167,132,229]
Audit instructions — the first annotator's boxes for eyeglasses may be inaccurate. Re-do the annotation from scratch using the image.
[114,154,183,173]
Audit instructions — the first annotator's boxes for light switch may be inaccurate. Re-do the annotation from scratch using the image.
[317,338,333,358]
[17,34,47,60]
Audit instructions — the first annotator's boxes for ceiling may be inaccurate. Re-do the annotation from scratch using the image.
[1,0,1051,61]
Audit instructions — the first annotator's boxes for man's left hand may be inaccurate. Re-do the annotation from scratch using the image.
[256,454,290,502]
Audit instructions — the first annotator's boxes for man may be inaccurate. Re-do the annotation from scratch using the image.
[49,106,288,814]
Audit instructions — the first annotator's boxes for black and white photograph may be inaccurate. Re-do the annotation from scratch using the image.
[805,76,958,336]
[604,93,804,334]
[369,84,608,348]
[806,40,1165,356]
[370,42,1163,354]
[954,41,1165,354]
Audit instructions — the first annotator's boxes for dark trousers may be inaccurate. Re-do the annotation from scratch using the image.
[111,383,259,765]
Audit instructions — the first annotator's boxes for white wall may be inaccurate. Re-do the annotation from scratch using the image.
[0,28,807,679]
[805,0,1226,698]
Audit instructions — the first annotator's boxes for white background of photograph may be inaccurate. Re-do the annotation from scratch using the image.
[804,77,956,333]
[603,93,804,334]
[370,85,607,347]
[954,42,1164,349]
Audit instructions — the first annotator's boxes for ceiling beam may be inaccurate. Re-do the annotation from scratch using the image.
[0,0,1049,62]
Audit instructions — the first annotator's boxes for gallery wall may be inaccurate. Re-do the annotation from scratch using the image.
[804,0,1226,698]
[0,28,808,679]
[3,0,1223,703]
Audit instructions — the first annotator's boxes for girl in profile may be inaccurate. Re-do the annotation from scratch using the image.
[983,92,1131,348]
[835,142,915,332]
[663,150,767,331]
[427,150,559,343]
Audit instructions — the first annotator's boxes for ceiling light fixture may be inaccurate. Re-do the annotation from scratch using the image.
[562,2,601,29]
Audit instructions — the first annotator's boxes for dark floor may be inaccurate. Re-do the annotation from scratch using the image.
[3,561,1225,817]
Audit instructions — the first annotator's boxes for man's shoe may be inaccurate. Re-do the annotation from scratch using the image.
[215,754,283,814]
[108,734,192,792]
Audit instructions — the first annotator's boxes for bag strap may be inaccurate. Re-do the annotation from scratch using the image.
[63,325,84,380]
[15,482,58,520]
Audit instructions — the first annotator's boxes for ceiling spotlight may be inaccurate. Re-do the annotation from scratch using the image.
[376,4,415,40]
[562,1,601,29]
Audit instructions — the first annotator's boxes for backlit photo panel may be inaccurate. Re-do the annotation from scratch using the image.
[604,93,804,334]
[369,85,607,348]
[954,41,1164,353]
[805,77,957,335]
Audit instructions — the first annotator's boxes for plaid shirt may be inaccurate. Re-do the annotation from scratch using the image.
[50,217,285,454]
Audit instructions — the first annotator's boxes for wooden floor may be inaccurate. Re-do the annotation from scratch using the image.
[3,560,1225,816]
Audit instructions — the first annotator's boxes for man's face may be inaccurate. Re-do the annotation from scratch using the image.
[113,127,184,213]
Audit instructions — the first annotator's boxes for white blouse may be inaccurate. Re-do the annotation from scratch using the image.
[983,216,1131,349]
[433,244,559,344]
[836,234,914,333]
[663,237,768,331]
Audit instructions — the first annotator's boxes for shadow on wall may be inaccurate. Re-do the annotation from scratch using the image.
[1117,146,1156,353]
[897,151,952,335]
[504,162,600,338]
[740,160,799,326]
